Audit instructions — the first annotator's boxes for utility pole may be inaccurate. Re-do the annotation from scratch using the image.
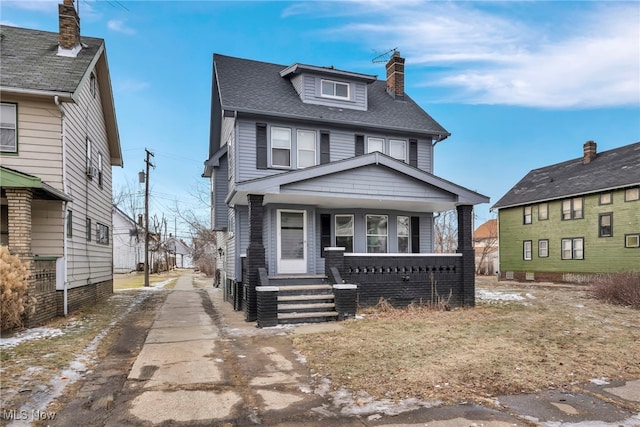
[144,148,154,287]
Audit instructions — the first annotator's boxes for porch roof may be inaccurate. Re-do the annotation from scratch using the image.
[0,167,73,202]
[227,152,489,212]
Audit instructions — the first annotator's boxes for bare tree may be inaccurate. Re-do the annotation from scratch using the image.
[474,218,498,275]
[433,210,458,253]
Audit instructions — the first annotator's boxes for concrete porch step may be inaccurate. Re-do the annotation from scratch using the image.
[276,284,333,292]
[277,311,339,324]
[278,294,335,302]
[278,302,336,311]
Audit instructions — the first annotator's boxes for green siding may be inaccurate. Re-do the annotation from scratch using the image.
[498,189,640,274]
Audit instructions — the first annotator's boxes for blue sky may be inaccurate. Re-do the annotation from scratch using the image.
[2,0,639,240]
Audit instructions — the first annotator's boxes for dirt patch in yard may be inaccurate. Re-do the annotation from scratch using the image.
[293,279,640,407]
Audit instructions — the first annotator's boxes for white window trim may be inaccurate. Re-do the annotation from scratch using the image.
[320,79,350,100]
[367,137,384,154]
[0,102,17,153]
[397,215,410,253]
[561,238,584,260]
[625,234,640,248]
[335,214,354,253]
[270,126,292,168]
[523,240,532,260]
[538,239,548,258]
[366,214,388,253]
[296,129,316,169]
[389,139,406,162]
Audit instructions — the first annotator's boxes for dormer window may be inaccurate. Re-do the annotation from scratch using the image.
[321,79,349,100]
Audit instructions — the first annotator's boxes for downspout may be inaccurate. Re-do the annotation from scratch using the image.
[55,96,69,316]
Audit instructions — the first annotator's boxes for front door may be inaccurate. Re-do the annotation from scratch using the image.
[277,210,306,274]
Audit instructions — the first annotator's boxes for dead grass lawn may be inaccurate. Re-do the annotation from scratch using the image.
[293,281,640,406]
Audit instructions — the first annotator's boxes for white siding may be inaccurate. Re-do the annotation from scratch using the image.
[31,200,64,257]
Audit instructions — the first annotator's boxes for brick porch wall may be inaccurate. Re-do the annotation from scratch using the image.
[57,280,113,316]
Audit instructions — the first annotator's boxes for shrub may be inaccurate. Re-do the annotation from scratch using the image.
[589,272,640,309]
[1,247,36,331]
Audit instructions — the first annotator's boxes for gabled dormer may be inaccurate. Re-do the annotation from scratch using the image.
[279,63,376,111]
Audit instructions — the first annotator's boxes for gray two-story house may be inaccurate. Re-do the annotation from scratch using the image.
[203,52,489,323]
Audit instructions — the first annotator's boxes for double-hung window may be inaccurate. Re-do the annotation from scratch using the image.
[271,127,291,167]
[397,216,410,253]
[562,197,583,220]
[297,130,316,168]
[523,240,532,260]
[1,103,17,153]
[366,214,388,253]
[98,152,104,188]
[389,139,406,162]
[335,214,354,253]
[367,137,384,154]
[321,79,349,99]
[538,239,549,257]
[625,187,640,201]
[599,213,612,237]
[561,238,584,260]
[538,203,548,220]
[523,206,532,224]
[96,223,109,245]
[599,192,612,205]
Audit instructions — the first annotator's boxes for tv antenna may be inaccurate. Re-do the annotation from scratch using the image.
[371,47,399,63]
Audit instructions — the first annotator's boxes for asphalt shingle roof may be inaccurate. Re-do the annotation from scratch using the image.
[0,25,103,96]
[492,142,640,209]
[213,54,449,137]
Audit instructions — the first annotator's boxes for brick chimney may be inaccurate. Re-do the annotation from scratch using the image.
[58,0,81,57]
[583,140,597,164]
[385,51,405,100]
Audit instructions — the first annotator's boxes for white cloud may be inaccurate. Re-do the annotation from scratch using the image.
[116,78,149,93]
[313,1,640,108]
[107,19,135,35]
[1,0,58,14]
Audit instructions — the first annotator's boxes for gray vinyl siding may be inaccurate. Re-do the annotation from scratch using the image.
[419,214,434,252]
[227,206,236,281]
[290,74,303,97]
[283,164,452,200]
[213,154,228,229]
[235,119,435,183]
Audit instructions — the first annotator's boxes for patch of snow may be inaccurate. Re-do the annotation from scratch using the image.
[0,327,64,349]
[476,289,525,302]
[526,293,536,299]
[590,378,610,385]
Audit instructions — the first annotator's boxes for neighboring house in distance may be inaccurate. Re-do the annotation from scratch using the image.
[492,141,640,283]
[0,0,122,326]
[112,205,143,273]
[203,52,489,323]
[165,235,193,269]
[474,219,498,276]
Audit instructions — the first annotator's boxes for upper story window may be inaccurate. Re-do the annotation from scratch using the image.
[538,203,548,220]
[367,137,384,154]
[599,192,612,205]
[389,139,406,162]
[321,79,349,100]
[0,102,17,153]
[271,127,291,167]
[297,129,316,168]
[625,187,639,202]
[599,213,612,237]
[97,152,104,188]
[562,197,583,220]
[523,206,532,224]
[90,73,97,98]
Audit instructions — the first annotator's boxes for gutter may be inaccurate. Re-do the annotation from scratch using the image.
[1,86,74,102]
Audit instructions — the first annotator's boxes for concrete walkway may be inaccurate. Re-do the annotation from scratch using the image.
[115,273,640,426]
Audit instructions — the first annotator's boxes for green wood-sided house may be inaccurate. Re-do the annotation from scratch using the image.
[203,52,489,324]
[492,141,640,283]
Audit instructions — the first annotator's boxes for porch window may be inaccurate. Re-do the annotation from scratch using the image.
[366,214,388,253]
[271,127,291,167]
[367,137,384,154]
[0,102,17,153]
[389,139,406,162]
[561,238,584,260]
[321,79,349,99]
[599,213,612,237]
[397,216,410,253]
[335,214,354,253]
[297,129,316,168]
